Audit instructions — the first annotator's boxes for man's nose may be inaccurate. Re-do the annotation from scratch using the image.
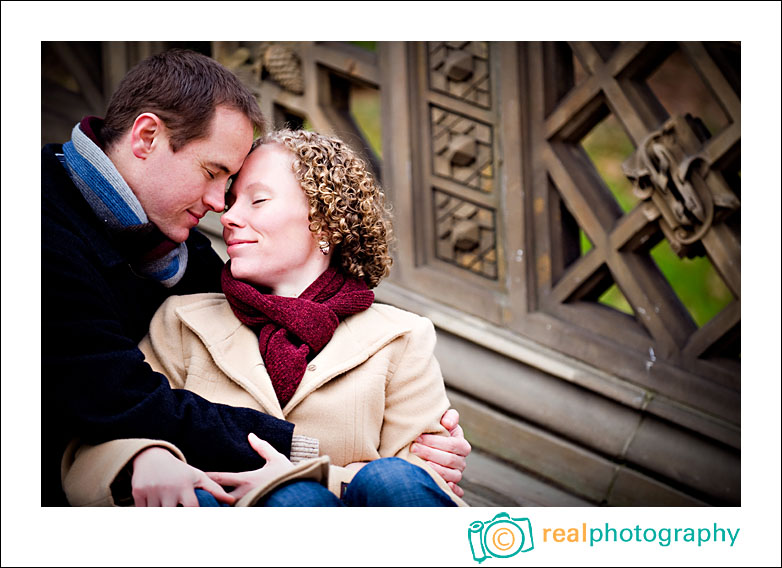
[203,182,226,213]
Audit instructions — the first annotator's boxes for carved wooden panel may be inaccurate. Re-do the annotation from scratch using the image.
[428,41,491,108]
[523,41,740,422]
[408,42,505,293]
[212,41,383,184]
[431,106,494,193]
[379,41,741,437]
[433,189,498,279]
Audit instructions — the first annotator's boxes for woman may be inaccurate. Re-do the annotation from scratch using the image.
[62,130,466,507]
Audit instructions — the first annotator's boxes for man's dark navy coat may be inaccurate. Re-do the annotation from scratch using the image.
[42,144,294,506]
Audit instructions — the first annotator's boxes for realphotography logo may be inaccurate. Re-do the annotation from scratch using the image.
[468,512,535,563]
[467,515,740,562]
[542,522,740,548]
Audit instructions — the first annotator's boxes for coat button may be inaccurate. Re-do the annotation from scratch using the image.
[307,364,317,372]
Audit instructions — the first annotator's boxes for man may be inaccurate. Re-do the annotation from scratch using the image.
[42,48,470,506]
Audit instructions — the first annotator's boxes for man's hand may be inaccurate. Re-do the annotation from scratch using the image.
[131,446,235,507]
[410,408,472,497]
[205,432,295,501]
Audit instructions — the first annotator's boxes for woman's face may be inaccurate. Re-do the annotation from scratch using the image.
[221,143,329,296]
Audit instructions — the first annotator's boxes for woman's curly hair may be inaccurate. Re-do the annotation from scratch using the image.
[253,129,393,288]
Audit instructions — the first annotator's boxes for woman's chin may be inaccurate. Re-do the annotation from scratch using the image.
[230,265,267,289]
[228,261,249,280]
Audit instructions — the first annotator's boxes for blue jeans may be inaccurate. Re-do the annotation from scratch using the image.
[260,457,456,507]
[196,457,456,507]
[195,488,230,507]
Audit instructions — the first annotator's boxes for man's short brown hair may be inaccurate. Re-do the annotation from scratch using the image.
[101,49,265,152]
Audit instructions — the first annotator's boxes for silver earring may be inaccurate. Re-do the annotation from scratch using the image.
[319,240,330,255]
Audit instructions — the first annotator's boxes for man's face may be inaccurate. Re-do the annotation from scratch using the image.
[134,106,254,243]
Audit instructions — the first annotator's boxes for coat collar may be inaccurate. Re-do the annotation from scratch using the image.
[173,295,412,417]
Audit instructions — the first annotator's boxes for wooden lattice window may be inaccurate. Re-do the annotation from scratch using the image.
[384,41,740,438]
[523,41,740,425]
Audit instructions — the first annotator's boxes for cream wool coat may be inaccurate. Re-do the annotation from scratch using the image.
[62,293,465,506]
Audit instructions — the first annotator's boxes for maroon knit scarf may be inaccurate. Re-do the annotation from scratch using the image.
[221,263,374,407]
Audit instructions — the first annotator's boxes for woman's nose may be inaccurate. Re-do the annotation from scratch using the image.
[220,204,242,228]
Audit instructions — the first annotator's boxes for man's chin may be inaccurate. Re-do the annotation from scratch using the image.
[161,226,191,244]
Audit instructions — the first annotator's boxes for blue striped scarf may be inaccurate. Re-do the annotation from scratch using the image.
[61,122,188,287]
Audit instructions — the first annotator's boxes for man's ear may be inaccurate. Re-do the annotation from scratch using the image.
[129,113,166,159]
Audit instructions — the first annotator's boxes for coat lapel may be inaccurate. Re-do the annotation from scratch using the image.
[174,297,285,418]
[282,307,411,414]
[175,297,412,419]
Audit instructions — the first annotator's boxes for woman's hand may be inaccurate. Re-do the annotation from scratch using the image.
[410,408,472,497]
[131,446,236,507]
[205,432,295,501]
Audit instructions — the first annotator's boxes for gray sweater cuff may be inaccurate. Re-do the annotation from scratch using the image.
[290,435,320,463]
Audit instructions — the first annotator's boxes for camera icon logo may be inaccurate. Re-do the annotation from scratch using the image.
[468,512,534,563]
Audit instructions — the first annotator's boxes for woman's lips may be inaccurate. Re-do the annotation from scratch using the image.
[226,240,256,254]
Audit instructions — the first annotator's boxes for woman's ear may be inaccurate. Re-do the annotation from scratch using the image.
[129,113,165,159]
